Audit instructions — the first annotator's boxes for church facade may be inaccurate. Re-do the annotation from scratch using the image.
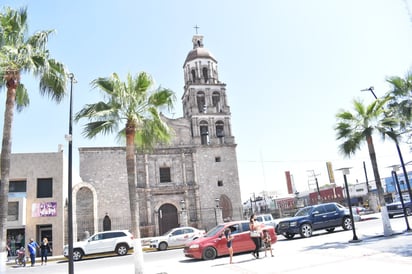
[75,34,242,238]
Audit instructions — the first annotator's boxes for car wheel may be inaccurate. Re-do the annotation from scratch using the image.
[158,242,168,251]
[283,233,295,239]
[72,249,83,261]
[342,217,352,230]
[202,247,217,260]
[116,244,128,256]
[326,228,335,233]
[299,223,312,238]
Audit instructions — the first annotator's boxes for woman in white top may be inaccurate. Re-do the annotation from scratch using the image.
[249,214,261,259]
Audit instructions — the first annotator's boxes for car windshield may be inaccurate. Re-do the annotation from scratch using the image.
[204,224,225,237]
[294,206,313,217]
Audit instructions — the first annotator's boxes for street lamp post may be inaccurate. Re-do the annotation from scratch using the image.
[214,198,220,225]
[336,167,361,243]
[388,165,411,231]
[363,161,370,193]
[67,73,76,274]
[362,86,412,208]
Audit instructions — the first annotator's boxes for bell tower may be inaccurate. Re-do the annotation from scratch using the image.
[182,35,235,145]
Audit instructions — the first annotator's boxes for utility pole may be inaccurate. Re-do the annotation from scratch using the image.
[307,170,321,203]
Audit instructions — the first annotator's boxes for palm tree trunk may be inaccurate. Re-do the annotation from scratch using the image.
[0,83,17,272]
[125,123,144,274]
[366,135,393,236]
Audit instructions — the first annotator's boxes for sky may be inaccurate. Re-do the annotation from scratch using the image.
[2,0,412,202]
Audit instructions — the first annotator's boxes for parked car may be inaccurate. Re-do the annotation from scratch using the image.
[183,220,277,260]
[387,198,412,218]
[255,214,277,229]
[277,202,353,239]
[63,230,134,261]
[149,226,205,251]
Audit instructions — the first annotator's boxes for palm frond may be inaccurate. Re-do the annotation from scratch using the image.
[81,120,119,138]
[15,83,29,112]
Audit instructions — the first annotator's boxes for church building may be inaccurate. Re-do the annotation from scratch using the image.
[75,34,242,238]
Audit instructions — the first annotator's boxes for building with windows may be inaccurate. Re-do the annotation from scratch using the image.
[75,34,243,238]
[6,151,67,256]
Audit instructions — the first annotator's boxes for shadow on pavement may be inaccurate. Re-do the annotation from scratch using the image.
[302,231,412,258]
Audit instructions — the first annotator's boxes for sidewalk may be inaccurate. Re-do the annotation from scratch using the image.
[144,228,412,274]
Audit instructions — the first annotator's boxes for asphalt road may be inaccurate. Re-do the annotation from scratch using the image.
[5,214,412,274]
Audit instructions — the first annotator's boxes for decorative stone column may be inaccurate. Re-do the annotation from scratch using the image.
[180,200,188,227]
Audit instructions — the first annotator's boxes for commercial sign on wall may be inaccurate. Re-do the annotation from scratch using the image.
[32,202,57,217]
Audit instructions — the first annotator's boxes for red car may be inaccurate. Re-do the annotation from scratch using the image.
[183,220,277,260]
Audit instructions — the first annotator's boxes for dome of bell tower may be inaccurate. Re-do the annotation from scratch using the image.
[184,35,217,65]
[183,35,220,86]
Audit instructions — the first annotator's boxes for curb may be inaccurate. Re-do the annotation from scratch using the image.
[6,247,154,266]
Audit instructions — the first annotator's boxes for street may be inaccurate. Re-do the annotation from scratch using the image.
[6,214,412,274]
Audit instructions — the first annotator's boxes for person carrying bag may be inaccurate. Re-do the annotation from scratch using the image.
[249,214,261,259]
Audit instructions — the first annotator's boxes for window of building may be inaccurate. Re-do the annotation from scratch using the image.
[202,67,208,82]
[191,69,196,83]
[217,180,223,187]
[9,180,27,193]
[7,201,18,221]
[37,178,53,198]
[197,92,206,113]
[212,92,220,106]
[200,121,209,145]
[215,121,224,137]
[159,167,171,183]
[215,157,221,162]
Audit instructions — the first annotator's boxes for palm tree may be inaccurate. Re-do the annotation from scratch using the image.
[335,98,398,236]
[75,72,175,274]
[385,73,412,205]
[386,73,412,140]
[0,6,68,261]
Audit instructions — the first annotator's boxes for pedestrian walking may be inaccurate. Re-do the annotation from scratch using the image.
[40,237,51,265]
[224,227,234,264]
[262,229,274,257]
[27,238,40,267]
[249,214,262,259]
[5,243,10,262]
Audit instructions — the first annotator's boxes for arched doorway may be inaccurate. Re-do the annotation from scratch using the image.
[76,187,94,239]
[158,204,178,235]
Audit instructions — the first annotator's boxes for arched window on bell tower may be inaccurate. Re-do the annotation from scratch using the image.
[200,121,209,145]
[197,91,206,113]
[191,69,196,83]
[216,121,224,144]
[202,67,209,83]
[212,91,220,112]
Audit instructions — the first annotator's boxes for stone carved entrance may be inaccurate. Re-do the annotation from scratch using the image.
[158,203,178,235]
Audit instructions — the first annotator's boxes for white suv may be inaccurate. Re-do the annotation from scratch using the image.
[256,214,277,228]
[63,230,134,261]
